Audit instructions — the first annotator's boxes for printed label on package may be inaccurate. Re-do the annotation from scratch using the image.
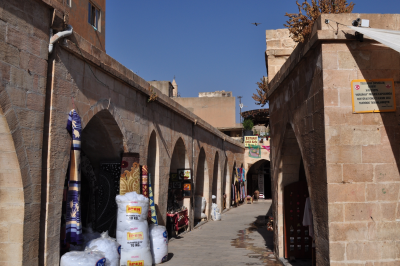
[127,232,144,248]
[96,258,106,266]
[126,206,142,221]
[127,260,144,266]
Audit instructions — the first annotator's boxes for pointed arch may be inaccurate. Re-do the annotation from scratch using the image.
[212,151,222,211]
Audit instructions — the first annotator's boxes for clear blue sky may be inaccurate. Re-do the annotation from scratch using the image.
[105,0,400,123]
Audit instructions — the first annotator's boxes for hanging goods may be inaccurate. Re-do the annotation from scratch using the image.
[65,109,83,244]
[148,173,158,224]
[141,166,149,197]
[249,145,261,158]
[119,154,140,195]
[149,224,169,264]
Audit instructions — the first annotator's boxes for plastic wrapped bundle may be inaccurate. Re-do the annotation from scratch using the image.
[211,203,221,221]
[60,247,106,266]
[120,247,153,266]
[117,221,149,250]
[201,197,206,212]
[87,231,120,266]
[194,196,203,219]
[149,224,168,264]
[116,192,149,228]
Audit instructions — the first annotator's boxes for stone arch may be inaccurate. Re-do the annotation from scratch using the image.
[0,108,24,265]
[80,99,129,151]
[246,159,271,199]
[211,151,222,211]
[194,147,209,222]
[274,123,311,257]
[79,109,124,236]
[147,130,160,221]
[230,161,237,205]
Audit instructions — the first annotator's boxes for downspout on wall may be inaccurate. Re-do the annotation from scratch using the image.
[49,25,73,53]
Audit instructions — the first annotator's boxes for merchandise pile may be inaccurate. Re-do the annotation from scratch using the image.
[116,192,153,266]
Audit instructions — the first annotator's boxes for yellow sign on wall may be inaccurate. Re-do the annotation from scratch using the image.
[244,136,258,147]
[351,79,396,113]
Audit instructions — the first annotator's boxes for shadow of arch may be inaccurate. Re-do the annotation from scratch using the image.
[147,130,162,224]
[230,161,237,205]
[275,123,312,258]
[79,109,124,237]
[211,151,221,212]
[194,148,209,222]
[222,156,228,210]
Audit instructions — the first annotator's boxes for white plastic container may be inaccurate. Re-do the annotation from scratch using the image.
[120,247,153,266]
[87,231,120,266]
[149,224,168,264]
[60,247,106,266]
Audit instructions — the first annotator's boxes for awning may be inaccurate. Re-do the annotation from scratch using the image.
[348,26,400,53]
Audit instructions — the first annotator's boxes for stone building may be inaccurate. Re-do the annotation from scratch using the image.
[0,0,244,265]
[267,14,400,265]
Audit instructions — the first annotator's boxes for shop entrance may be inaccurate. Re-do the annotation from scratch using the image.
[61,110,123,253]
[246,160,271,199]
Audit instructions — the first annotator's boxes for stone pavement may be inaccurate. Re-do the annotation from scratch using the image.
[163,200,283,266]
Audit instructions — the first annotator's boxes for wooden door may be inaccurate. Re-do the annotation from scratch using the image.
[284,181,312,259]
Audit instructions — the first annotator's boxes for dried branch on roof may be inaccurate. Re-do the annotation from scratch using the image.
[284,0,355,43]
[252,77,269,107]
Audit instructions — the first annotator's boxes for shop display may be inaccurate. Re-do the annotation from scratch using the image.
[148,173,158,224]
[60,247,106,266]
[177,169,192,180]
[116,192,153,265]
[87,231,120,266]
[119,154,140,196]
[149,224,169,264]
[166,209,188,237]
[65,109,83,244]
[141,166,149,197]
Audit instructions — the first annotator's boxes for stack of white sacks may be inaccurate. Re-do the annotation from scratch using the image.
[116,192,153,266]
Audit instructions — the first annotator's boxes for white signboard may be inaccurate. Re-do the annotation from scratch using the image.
[351,79,396,113]
[244,136,258,147]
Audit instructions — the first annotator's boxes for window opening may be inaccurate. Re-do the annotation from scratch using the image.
[88,2,100,30]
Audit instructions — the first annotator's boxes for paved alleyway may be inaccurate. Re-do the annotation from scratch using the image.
[163,200,282,266]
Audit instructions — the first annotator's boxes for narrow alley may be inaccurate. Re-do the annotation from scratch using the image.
[164,201,281,266]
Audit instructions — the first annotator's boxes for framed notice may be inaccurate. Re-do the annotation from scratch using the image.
[177,169,191,180]
[244,136,258,147]
[351,79,396,113]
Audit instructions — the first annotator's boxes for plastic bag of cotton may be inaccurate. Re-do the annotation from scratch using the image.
[60,246,106,266]
[116,192,153,265]
[87,231,120,266]
[149,224,168,264]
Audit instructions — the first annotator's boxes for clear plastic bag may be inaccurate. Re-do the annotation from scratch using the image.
[87,231,120,266]
[149,224,168,264]
[60,246,106,266]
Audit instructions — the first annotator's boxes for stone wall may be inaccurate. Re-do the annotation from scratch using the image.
[0,0,51,265]
[268,13,400,266]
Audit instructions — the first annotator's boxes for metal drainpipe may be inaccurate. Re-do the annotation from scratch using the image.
[49,25,73,53]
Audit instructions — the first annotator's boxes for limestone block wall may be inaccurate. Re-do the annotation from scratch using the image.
[268,44,329,264]
[265,29,297,82]
[323,41,400,265]
[0,0,50,265]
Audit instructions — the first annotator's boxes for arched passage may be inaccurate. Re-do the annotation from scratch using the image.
[147,131,160,222]
[0,112,24,265]
[246,159,271,199]
[61,109,124,254]
[222,157,228,209]
[275,125,311,259]
[211,152,221,211]
[168,137,191,226]
[194,148,209,223]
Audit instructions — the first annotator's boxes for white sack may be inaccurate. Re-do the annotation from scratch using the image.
[149,224,168,264]
[194,196,203,219]
[117,221,149,250]
[201,213,207,219]
[120,247,153,266]
[116,197,149,227]
[87,231,120,266]
[60,247,106,266]
[201,197,206,212]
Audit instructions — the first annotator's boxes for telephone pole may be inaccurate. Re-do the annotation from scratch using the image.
[238,96,243,139]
